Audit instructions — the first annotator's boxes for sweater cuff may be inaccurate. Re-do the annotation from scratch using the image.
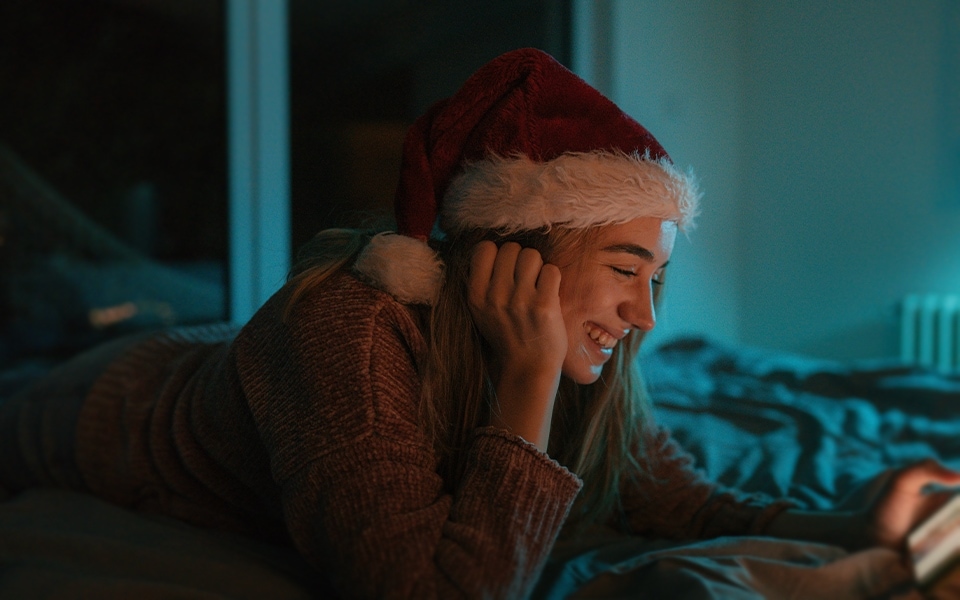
[470,425,583,492]
[454,426,583,532]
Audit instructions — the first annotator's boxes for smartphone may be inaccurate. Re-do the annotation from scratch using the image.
[908,494,960,587]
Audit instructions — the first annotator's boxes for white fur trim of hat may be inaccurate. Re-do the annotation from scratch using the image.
[442,151,699,234]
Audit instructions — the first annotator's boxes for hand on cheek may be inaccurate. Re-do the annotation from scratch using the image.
[467,241,566,451]
[467,241,566,380]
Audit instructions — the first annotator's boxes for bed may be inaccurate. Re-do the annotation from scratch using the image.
[2,335,959,598]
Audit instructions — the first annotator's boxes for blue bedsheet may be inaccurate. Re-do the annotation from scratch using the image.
[646,337,960,510]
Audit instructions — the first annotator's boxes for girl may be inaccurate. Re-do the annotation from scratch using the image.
[1,48,957,599]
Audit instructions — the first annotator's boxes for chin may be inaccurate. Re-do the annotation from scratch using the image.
[561,364,604,386]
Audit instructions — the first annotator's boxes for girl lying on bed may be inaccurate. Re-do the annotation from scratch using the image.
[1,48,958,599]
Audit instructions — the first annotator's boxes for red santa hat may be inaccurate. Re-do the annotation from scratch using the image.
[354,48,699,305]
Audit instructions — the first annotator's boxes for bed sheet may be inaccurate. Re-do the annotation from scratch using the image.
[647,337,960,509]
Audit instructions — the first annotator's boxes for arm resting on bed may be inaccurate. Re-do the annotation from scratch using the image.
[765,509,869,550]
[768,459,960,552]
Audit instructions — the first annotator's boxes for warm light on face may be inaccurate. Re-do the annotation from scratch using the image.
[557,217,677,385]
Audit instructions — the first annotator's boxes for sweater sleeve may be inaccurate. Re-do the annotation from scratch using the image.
[618,427,795,540]
[234,276,582,599]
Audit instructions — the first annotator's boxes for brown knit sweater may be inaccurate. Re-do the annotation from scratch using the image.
[70,271,789,598]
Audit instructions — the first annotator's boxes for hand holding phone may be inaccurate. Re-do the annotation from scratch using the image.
[909,493,960,589]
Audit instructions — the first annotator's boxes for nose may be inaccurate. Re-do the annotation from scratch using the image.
[620,284,657,332]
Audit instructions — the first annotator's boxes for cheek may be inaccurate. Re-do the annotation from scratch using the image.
[558,283,588,330]
[557,267,621,331]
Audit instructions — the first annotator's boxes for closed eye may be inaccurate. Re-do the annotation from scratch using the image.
[610,266,636,278]
[652,268,666,286]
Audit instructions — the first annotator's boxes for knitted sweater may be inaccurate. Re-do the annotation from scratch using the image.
[72,271,788,599]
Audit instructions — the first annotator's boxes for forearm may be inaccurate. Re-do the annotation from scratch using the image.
[765,509,871,551]
[488,367,559,452]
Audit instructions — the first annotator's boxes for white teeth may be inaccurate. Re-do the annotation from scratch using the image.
[585,324,616,349]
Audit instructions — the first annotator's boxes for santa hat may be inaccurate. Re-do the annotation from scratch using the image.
[354,48,699,305]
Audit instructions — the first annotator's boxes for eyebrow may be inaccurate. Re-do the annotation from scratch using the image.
[600,244,671,269]
[601,243,656,262]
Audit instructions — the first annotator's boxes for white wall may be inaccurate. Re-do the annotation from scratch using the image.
[575,0,960,361]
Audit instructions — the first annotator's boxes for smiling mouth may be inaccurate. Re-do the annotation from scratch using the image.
[585,323,617,351]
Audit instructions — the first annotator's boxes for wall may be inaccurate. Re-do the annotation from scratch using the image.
[739,1,960,360]
[576,0,960,360]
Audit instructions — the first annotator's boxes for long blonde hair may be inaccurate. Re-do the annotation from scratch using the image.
[286,225,657,528]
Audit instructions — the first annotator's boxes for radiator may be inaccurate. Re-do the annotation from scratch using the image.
[900,294,960,373]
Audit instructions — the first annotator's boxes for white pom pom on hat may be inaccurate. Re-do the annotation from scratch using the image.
[353,232,444,306]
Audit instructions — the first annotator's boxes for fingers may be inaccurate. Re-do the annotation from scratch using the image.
[892,459,960,525]
[469,242,558,305]
[513,244,545,290]
[894,459,960,494]
[491,242,524,292]
[468,241,497,306]
[536,263,561,298]
[862,460,960,550]
[921,459,960,487]
[466,242,564,355]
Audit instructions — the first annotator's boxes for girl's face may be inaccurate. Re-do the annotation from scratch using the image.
[557,217,677,384]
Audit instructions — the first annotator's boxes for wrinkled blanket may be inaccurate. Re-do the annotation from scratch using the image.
[537,531,914,599]
[649,338,960,508]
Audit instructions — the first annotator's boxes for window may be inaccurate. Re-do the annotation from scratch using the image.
[0,0,228,369]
